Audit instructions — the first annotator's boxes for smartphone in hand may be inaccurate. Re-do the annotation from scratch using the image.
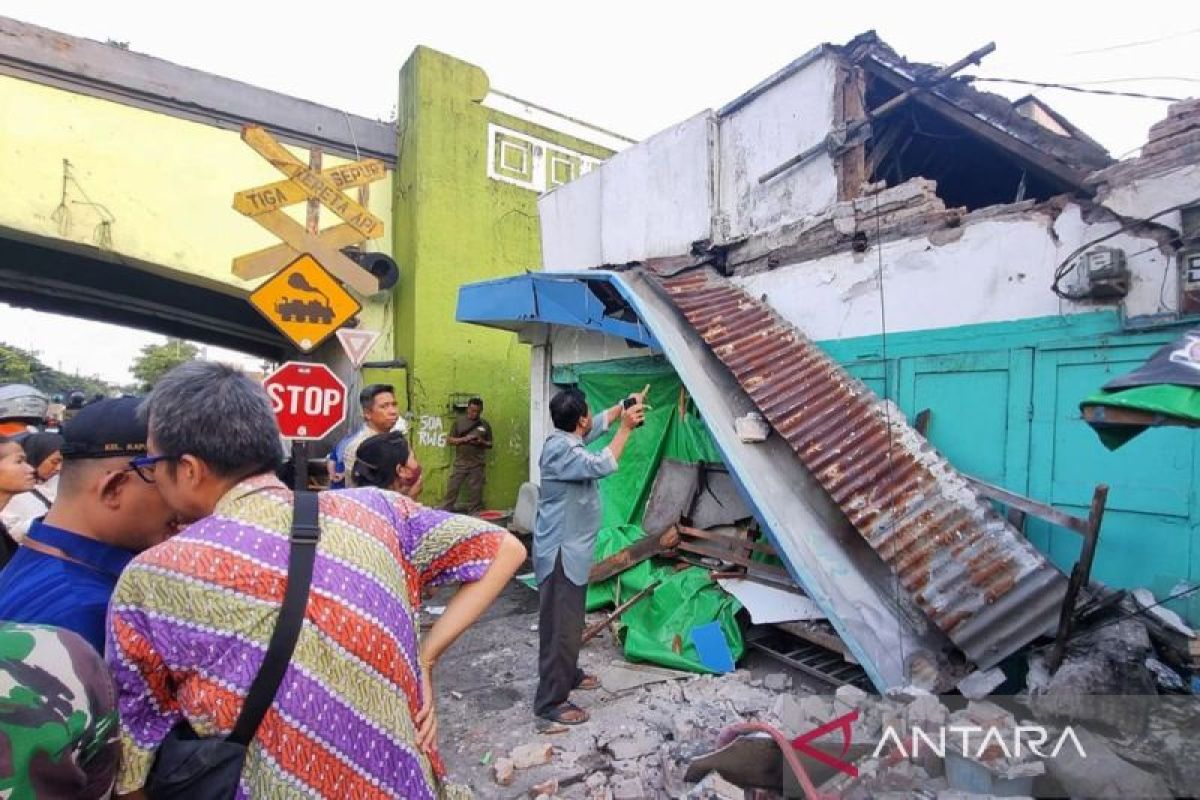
[622,394,645,427]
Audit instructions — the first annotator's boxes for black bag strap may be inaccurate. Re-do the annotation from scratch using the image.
[228,490,321,746]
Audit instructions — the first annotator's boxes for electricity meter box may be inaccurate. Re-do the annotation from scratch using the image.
[1073,247,1130,299]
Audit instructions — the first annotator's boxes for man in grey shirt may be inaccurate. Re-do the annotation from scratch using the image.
[533,386,645,726]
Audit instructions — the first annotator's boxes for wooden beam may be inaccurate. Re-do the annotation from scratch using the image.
[676,540,791,579]
[677,524,777,556]
[589,527,680,584]
[759,42,995,184]
[964,475,1091,536]
[1049,485,1109,671]
[866,117,911,178]
[835,64,867,200]
[863,64,1089,193]
[1082,404,1200,429]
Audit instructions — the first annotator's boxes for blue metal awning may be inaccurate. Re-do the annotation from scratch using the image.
[456,272,660,350]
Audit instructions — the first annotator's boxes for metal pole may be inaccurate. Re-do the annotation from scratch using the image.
[1048,484,1108,671]
[581,579,662,643]
[292,440,309,492]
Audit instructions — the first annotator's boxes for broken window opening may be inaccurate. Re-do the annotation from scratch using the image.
[863,77,1062,211]
[585,279,639,323]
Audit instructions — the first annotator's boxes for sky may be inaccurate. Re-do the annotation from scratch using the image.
[0,0,1197,383]
[0,305,262,386]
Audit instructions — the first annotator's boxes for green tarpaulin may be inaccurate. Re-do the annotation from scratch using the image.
[569,368,745,673]
[1081,383,1200,449]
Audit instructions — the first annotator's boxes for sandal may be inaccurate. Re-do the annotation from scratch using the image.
[574,673,601,691]
[537,701,590,727]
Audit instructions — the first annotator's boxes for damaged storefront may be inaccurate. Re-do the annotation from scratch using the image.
[456,31,1200,798]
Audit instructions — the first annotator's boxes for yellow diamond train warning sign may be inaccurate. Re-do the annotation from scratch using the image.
[250,254,361,353]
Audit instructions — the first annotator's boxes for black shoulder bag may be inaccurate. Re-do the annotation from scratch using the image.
[144,490,321,799]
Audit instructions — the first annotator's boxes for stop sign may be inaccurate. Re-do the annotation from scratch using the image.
[262,361,348,440]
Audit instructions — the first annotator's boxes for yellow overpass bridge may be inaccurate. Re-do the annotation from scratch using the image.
[0,15,395,360]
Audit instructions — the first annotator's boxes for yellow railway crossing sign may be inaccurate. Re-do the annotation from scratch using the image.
[233,159,386,219]
[232,125,388,295]
[249,254,361,352]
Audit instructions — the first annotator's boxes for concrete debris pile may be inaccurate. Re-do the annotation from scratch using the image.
[1025,617,1200,798]
[810,617,1200,799]
[480,668,804,799]
[439,576,1198,798]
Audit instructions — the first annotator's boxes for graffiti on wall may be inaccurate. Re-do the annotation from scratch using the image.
[417,414,447,448]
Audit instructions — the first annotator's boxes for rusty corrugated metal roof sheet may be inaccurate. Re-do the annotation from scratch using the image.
[655,268,1068,668]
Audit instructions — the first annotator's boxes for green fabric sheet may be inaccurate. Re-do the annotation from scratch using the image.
[1081,383,1200,449]
[569,369,743,673]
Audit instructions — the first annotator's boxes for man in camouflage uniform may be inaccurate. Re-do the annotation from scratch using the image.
[0,622,119,798]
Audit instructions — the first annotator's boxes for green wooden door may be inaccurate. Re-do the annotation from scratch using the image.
[896,349,1033,493]
[843,358,897,402]
[1028,342,1197,605]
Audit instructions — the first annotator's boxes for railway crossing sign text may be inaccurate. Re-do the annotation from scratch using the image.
[231,125,389,295]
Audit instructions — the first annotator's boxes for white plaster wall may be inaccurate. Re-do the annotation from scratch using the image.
[528,344,551,482]
[716,55,839,241]
[538,112,714,271]
[538,53,843,270]
[549,328,647,366]
[538,167,603,272]
[599,112,714,264]
[1098,163,1200,235]
[734,203,1177,340]
[528,332,647,479]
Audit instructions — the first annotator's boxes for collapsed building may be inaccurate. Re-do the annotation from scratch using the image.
[457,32,1200,695]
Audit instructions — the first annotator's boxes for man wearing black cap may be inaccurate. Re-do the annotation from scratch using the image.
[0,397,179,653]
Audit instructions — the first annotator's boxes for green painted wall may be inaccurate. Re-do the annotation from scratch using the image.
[820,311,1200,625]
[393,47,614,509]
[551,311,1200,624]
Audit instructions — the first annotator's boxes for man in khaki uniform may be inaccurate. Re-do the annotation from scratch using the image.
[440,397,491,514]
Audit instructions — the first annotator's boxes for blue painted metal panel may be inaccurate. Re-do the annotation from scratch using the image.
[456,273,660,349]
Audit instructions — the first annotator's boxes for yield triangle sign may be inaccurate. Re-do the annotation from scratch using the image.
[336,328,381,368]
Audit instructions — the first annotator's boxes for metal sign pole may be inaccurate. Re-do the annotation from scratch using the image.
[292,340,310,492]
[292,440,309,492]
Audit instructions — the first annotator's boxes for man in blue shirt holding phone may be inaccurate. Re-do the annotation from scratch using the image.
[533,385,647,727]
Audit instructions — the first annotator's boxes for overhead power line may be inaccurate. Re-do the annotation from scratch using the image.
[1066,27,1200,56]
[968,76,1186,102]
[1071,76,1200,87]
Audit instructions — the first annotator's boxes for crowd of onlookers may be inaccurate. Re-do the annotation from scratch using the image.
[0,368,524,798]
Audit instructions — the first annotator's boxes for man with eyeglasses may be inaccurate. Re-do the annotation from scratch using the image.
[0,397,179,653]
[107,361,526,799]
